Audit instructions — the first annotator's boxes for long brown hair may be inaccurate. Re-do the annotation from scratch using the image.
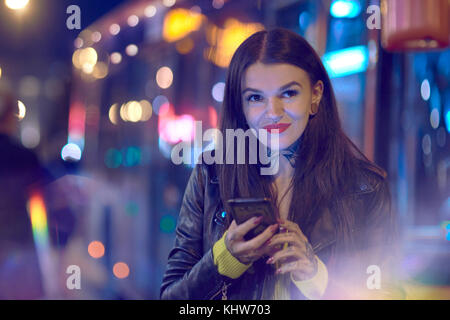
[215,28,387,252]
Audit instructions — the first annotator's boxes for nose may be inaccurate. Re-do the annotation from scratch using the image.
[266,97,284,122]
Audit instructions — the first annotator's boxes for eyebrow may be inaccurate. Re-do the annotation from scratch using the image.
[242,81,302,95]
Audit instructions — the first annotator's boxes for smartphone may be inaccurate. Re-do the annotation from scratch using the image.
[227,197,278,241]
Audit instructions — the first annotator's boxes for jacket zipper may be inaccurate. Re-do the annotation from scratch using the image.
[209,281,231,300]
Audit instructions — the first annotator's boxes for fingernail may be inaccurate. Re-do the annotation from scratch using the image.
[271,224,279,232]
[254,216,263,224]
[275,268,282,275]
[266,257,274,264]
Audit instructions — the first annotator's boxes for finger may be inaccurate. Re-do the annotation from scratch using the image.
[233,216,263,239]
[240,223,279,252]
[276,260,316,276]
[228,220,238,231]
[267,233,304,249]
[277,219,306,239]
[267,246,303,265]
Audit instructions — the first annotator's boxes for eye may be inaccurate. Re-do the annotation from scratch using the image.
[282,90,298,98]
[246,94,264,103]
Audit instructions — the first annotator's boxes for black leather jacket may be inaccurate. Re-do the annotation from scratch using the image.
[160,159,402,300]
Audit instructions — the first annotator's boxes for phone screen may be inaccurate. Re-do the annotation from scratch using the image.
[227,198,277,241]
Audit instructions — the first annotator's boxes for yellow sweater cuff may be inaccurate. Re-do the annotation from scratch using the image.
[291,255,328,299]
[213,231,252,279]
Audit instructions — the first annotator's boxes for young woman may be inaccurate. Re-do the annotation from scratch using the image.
[160,28,403,300]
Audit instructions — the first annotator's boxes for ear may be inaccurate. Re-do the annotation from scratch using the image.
[310,80,324,115]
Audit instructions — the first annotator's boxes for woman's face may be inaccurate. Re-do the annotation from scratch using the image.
[241,62,323,150]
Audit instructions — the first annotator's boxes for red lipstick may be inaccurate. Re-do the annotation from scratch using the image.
[263,123,291,134]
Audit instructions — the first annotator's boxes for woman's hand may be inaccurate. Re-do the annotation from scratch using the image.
[265,219,318,281]
[225,216,279,265]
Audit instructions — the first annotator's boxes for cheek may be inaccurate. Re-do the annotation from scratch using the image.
[243,105,264,127]
[284,96,311,120]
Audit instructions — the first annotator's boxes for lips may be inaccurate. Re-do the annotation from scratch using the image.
[263,123,291,134]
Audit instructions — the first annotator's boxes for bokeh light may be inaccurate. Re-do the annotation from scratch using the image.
[156,66,173,89]
[108,103,118,125]
[127,15,139,27]
[139,100,153,121]
[113,262,130,279]
[88,241,105,259]
[152,95,169,115]
[126,44,139,57]
[21,124,40,149]
[212,82,225,102]
[105,148,122,168]
[421,79,430,101]
[110,52,122,65]
[126,101,142,122]
[5,0,29,10]
[109,23,121,36]
[163,0,176,8]
[17,100,26,120]
[145,5,157,18]
[61,143,82,162]
[91,31,102,43]
[160,215,176,233]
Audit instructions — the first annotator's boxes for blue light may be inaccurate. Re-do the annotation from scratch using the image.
[445,110,450,133]
[322,46,369,78]
[330,0,361,18]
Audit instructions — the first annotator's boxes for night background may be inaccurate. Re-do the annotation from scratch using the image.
[0,0,448,299]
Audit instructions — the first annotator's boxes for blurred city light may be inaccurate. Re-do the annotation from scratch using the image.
[209,106,218,127]
[156,66,174,89]
[28,191,50,254]
[20,123,40,149]
[5,0,29,10]
[92,62,108,79]
[91,31,102,43]
[124,147,141,167]
[430,108,440,129]
[17,100,26,120]
[212,82,225,102]
[175,37,194,54]
[163,8,204,43]
[88,241,105,259]
[67,102,86,152]
[105,148,122,168]
[205,18,264,68]
[127,15,139,27]
[212,0,225,10]
[125,101,142,122]
[110,52,122,65]
[113,262,130,279]
[322,45,369,78]
[152,95,169,115]
[125,44,139,57]
[330,0,361,18]
[445,110,450,133]
[145,5,157,18]
[74,37,84,49]
[108,103,118,125]
[421,79,430,101]
[61,143,82,162]
[139,100,153,121]
[109,23,121,36]
[0,66,2,79]
[162,0,176,8]
[160,215,176,233]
